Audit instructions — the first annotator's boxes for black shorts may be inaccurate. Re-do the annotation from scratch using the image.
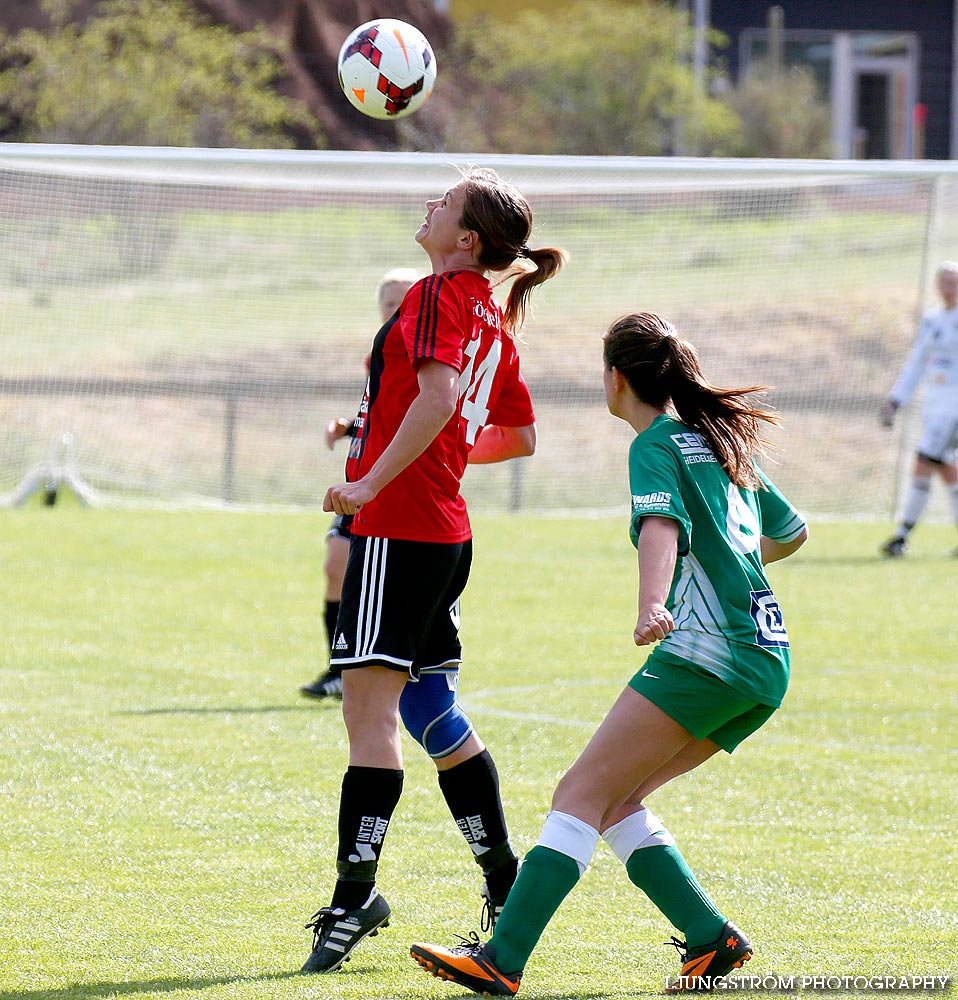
[330,535,472,677]
[326,514,354,541]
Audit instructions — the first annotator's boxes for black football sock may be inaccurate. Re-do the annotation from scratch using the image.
[331,765,403,910]
[437,749,518,898]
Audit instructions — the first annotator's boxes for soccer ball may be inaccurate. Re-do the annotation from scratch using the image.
[337,19,437,120]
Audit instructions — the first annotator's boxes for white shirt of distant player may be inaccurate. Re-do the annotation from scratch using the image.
[890,306,958,416]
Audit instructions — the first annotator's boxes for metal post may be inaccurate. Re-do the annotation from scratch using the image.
[831,32,853,158]
[693,0,711,89]
[509,459,524,513]
[674,0,690,155]
[691,0,710,156]
[768,5,784,79]
[223,392,237,504]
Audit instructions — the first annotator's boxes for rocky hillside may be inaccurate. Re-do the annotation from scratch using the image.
[0,0,453,150]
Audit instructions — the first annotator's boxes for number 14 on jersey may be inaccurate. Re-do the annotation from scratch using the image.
[459,336,502,446]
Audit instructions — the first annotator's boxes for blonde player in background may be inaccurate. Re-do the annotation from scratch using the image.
[879,261,958,557]
[300,268,419,700]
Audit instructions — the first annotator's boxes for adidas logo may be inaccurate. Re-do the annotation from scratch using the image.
[334,632,349,651]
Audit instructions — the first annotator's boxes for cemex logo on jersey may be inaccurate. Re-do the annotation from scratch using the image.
[671,431,717,466]
[750,589,789,647]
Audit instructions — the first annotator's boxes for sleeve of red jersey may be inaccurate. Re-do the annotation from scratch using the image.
[398,274,467,371]
[487,338,536,427]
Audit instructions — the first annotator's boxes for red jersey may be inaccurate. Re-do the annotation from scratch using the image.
[345,270,535,543]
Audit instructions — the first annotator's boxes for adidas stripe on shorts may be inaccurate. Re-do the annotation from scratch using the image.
[330,535,472,678]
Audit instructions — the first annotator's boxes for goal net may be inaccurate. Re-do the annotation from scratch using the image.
[1,144,957,520]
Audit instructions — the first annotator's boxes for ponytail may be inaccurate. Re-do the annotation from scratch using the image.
[458,167,568,334]
[502,246,568,332]
[603,313,778,489]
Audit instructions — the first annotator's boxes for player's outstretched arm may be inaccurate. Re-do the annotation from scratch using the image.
[325,417,354,449]
[467,423,536,464]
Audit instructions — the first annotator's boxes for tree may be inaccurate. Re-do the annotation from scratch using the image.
[726,60,831,158]
[0,0,322,148]
[446,0,740,156]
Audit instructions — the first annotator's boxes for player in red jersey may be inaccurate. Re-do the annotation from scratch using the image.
[299,168,567,975]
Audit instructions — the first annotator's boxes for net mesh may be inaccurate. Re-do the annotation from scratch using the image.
[2,145,957,519]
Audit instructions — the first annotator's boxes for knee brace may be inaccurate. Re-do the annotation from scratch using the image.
[399,670,474,759]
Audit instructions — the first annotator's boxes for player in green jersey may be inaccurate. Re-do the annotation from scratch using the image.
[410,311,808,995]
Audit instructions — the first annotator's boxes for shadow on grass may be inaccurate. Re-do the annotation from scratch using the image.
[527,995,653,999]
[500,994,653,999]
[2,970,299,999]
[4,967,661,1000]
[397,994,641,1000]
[115,703,336,716]
[2,976,643,1000]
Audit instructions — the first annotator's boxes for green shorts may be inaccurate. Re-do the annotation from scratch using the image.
[628,650,777,752]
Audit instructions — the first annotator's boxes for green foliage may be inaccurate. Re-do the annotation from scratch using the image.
[448,0,741,155]
[0,512,954,998]
[726,60,832,158]
[0,0,322,148]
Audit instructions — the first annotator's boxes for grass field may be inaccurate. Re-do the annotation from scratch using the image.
[1,510,955,1000]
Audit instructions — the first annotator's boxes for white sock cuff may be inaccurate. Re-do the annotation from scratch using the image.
[536,810,599,876]
[602,808,675,863]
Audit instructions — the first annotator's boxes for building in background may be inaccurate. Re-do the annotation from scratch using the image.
[708,1,957,159]
[447,0,958,159]
[3,0,954,158]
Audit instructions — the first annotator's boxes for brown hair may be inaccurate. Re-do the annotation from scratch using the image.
[603,312,778,489]
[458,167,567,332]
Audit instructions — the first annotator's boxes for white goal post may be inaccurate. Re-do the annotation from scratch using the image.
[1,143,957,519]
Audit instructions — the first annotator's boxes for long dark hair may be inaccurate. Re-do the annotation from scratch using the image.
[458,167,567,332]
[603,312,778,489]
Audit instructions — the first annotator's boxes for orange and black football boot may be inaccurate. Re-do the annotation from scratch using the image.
[665,920,753,992]
[411,933,521,997]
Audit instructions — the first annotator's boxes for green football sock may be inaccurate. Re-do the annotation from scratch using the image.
[625,844,726,947]
[487,845,581,974]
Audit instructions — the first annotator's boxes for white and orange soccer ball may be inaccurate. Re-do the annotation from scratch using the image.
[337,19,437,120]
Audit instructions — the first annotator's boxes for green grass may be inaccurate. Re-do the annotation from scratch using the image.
[1,511,955,999]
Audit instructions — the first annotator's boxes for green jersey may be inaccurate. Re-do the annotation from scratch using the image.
[628,414,806,707]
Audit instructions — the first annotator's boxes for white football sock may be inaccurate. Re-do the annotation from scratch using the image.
[536,810,599,876]
[602,808,675,863]
[898,475,932,534]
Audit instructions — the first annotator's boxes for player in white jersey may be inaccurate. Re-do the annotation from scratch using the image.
[879,262,958,556]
